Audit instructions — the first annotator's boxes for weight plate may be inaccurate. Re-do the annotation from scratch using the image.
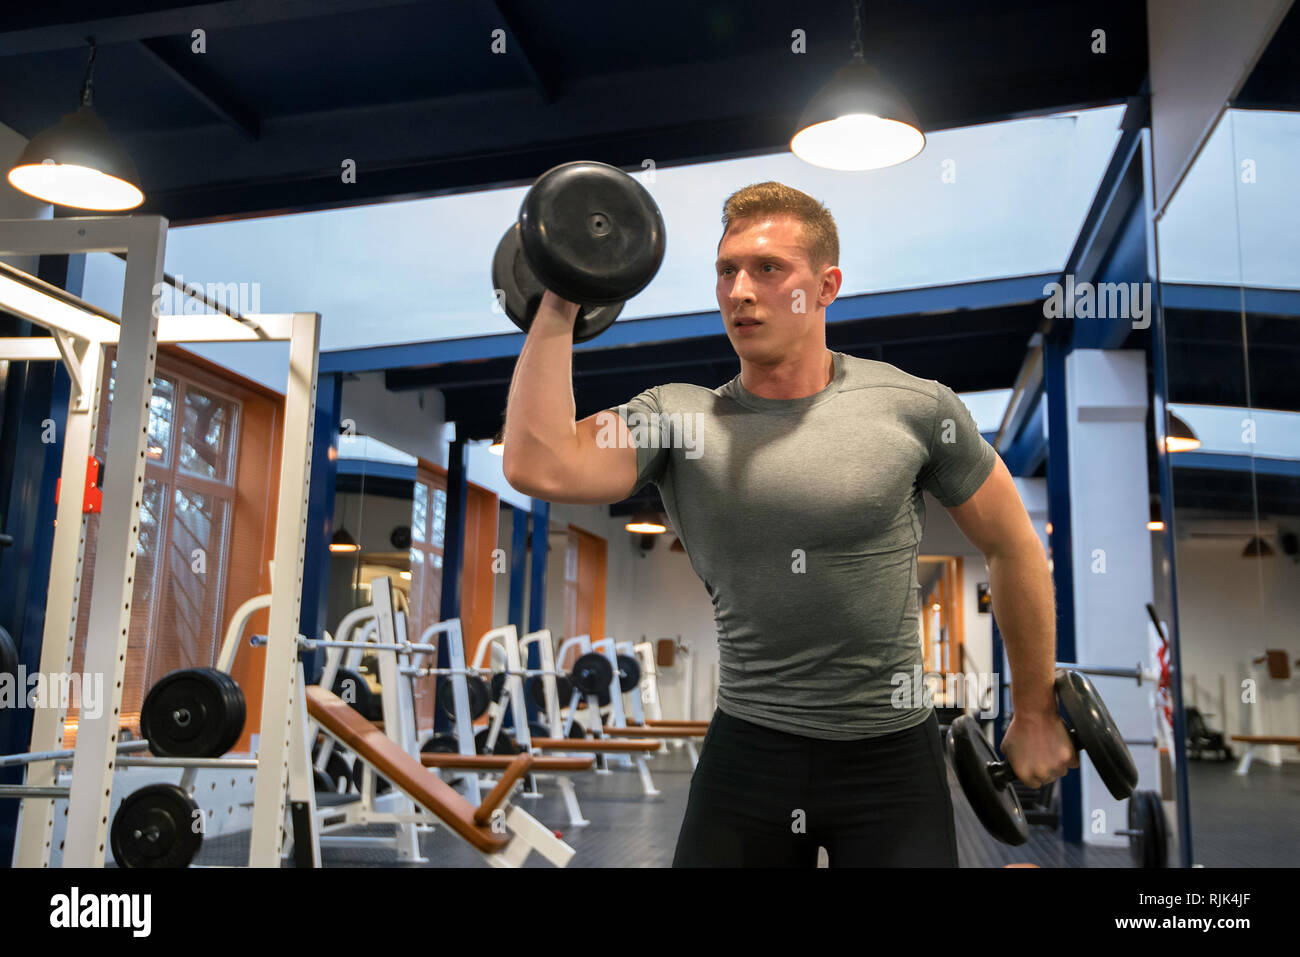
[110,783,203,868]
[436,675,491,720]
[313,768,335,793]
[616,654,641,693]
[526,675,547,711]
[518,161,666,306]
[0,626,18,683]
[1055,669,1139,800]
[332,668,374,718]
[948,715,1029,846]
[492,224,622,341]
[325,751,353,792]
[422,733,461,754]
[212,671,246,756]
[353,757,391,794]
[528,721,551,741]
[141,668,237,758]
[490,671,507,703]
[474,727,520,755]
[1128,789,1168,868]
[571,652,614,697]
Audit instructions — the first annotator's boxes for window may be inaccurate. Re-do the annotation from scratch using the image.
[66,353,245,743]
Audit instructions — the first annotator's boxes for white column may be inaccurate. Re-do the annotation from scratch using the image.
[1065,348,1161,846]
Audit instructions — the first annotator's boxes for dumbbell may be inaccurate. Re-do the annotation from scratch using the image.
[946,669,1139,845]
[492,160,666,342]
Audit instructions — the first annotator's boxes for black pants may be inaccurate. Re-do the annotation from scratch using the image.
[672,708,957,867]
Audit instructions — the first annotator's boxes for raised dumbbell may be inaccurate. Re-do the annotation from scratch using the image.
[946,669,1139,845]
[492,160,666,342]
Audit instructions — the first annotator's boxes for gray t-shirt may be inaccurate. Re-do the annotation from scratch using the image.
[612,350,996,740]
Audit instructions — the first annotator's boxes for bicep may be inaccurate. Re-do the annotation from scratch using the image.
[944,455,1041,558]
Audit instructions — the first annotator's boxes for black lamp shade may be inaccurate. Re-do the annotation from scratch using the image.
[329,527,360,553]
[8,106,144,210]
[791,59,925,170]
[1165,413,1201,452]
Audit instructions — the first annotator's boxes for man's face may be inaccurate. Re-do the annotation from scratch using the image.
[715,215,838,362]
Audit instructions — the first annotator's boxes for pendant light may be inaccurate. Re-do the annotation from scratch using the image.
[330,495,360,553]
[625,510,666,535]
[7,39,145,211]
[1164,413,1201,453]
[791,1,925,171]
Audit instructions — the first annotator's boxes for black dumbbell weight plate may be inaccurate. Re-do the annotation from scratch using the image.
[474,727,520,755]
[1054,669,1139,800]
[948,715,1029,846]
[571,652,614,697]
[0,626,18,684]
[422,733,462,754]
[492,224,622,342]
[519,161,666,305]
[1128,789,1168,868]
[213,671,246,756]
[332,668,374,718]
[616,654,641,693]
[142,668,239,758]
[110,783,203,868]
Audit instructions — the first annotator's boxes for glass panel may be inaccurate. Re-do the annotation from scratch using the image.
[411,482,428,543]
[430,487,446,547]
[179,385,238,482]
[149,487,229,678]
[147,375,176,464]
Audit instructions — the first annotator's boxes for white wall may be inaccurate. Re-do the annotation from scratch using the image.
[1172,522,1300,760]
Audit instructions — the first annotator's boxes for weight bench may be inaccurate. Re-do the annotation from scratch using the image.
[599,726,706,738]
[421,753,595,772]
[306,686,573,866]
[1229,734,1300,775]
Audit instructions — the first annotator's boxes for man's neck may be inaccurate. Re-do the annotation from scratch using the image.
[741,349,833,399]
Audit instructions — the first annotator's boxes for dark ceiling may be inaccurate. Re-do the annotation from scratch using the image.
[0,0,1147,224]
[4,2,1295,522]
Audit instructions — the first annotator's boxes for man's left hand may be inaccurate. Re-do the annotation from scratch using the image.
[1000,709,1079,788]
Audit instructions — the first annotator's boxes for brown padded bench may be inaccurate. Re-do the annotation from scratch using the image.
[306,685,530,853]
[1231,735,1300,749]
[530,737,663,752]
[422,753,595,771]
[599,726,706,738]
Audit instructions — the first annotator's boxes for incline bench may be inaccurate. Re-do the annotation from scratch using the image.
[306,686,573,866]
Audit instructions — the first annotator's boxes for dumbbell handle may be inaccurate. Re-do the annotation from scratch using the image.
[986,724,1083,790]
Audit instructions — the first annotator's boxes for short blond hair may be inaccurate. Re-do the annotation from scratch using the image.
[720,182,839,269]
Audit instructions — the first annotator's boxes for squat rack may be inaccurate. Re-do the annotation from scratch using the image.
[0,215,319,867]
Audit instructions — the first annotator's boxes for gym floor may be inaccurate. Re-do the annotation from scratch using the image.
[190,745,1145,868]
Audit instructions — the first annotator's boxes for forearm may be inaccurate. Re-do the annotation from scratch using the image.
[987,539,1057,716]
[502,299,581,488]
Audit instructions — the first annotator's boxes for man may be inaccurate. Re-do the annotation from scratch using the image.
[503,181,1076,867]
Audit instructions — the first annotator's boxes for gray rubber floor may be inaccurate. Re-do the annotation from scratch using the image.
[190,743,1200,868]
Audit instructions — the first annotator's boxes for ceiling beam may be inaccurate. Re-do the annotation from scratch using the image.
[488,0,561,104]
[0,0,435,56]
[136,38,260,141]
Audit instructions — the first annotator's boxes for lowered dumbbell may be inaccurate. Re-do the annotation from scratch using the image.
[947,669,1139,846]
[492,161,666,342]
